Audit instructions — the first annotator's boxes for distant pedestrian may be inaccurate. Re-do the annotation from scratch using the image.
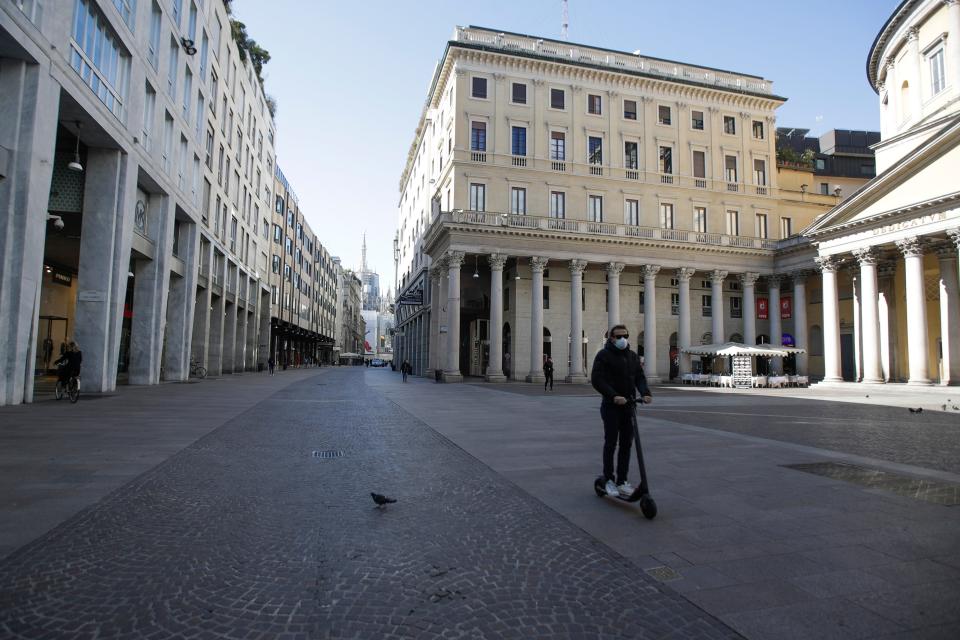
[503,352,511,379]
[544,355,555,391]
[268,357,275,376]
[401,359,412,382]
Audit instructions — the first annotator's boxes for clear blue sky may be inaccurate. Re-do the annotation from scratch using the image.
[232,0,900,284]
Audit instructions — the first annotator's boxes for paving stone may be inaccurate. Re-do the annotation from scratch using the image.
[788,568,897,598]
[846,580,960,629]
[720,598,906,640]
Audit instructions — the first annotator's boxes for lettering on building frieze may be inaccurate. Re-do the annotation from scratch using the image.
[872,212,945,236]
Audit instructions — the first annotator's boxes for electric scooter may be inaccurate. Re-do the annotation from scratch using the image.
[593,397,658,519]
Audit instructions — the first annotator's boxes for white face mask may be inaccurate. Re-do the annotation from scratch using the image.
[614,337,629,350]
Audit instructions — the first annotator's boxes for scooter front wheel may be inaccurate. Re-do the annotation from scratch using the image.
[593,477,606,497]
[639,494,658,519]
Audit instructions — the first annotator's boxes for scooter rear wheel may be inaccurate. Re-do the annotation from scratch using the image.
[593,477,606,497]
[639,495,658,520]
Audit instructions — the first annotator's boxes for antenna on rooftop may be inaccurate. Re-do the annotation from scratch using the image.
[561,0,569,40]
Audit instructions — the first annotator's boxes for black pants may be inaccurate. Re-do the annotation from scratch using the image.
[600,403,634,484]
[544,372,553,390]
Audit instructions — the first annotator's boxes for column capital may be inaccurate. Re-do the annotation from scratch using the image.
[895,236,926,258]
[815,255,841,273]
[947,228,960,249]
[789,268,813,283]
[454,68,467,77]
[530,256,550,273]
[531,78,545,86]
[709,269,728,284]
[767,273,784,288]
[676,101,688,111]
[905,26,920,42]
[853,247,881,265]
[885,56,897,71]
[446,250,466,268]
[936,243,959,260]
[568,259,588,275]
[606,261,625,277]
[487,253,508,271]
[642,264,661,279]
[739,271,760,287]
[676,267,697,282]
[878,262,897,279]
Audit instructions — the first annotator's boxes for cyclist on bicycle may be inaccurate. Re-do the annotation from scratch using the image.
[54,340,82,386]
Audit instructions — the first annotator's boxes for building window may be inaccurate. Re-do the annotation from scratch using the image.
[471,76,487,99]
[780,216,793,238]
[543,285,550,310]
[702,294,712,317]
[71,0,131,119]
[725,155,738,183]
[820,182,830,195]
[147,2,161,69]
[167,35,178,100]
[550,131,566,160]
[624,141,639,170]
[588,93,602,115]
[694,206,707,233]
[860,162,875,175]
[470,121,486,151]
[588,195,603,222]
[512,82,527,104]
[659,203,674,229]
[693,150,706,181]
[723,115,736,135]
[511,126,527,156]
[815,158,826,171]
[511,187,527,214]
[671,293,680,315]
[639,290,645,309]
[726,210,740,235]
[272,254,281,274]
[550,88,565,109]
[625,199,639,226]
[469,183,486,211]
[754,159,767,186]
[549,191,565,218]
[691,110,704,130]
[730,296,742,318]
[142,82,156,150]
[623,99,637,120]
[930,47,946,96]
[752,120,765,139]
[755,213,768,239]
[658,105,671,125]
[587,136,603,165]
[659,146,673,174]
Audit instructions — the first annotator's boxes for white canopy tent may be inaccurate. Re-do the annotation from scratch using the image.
[681,342,798,357]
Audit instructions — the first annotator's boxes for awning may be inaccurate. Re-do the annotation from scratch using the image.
[681,342,797,357]
[756,343,807,354]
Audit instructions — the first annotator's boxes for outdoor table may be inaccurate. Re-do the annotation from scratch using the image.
[719,375,733,388]
[751,376,768,388]
[768,375,788,388]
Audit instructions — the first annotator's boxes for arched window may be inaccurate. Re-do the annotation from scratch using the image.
[900,81,910,121]
[701,332,712,345]
[810,325,824,356]
[730,333,743,343]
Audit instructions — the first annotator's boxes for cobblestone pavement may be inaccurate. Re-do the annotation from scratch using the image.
[0,368,739,639]
[472,382,960,474]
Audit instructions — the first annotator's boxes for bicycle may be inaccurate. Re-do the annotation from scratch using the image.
[189,359,207,379]
[55,375,80,403]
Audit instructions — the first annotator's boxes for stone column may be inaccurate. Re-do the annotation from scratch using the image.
[73,149,137,393]
[907,27,923,120]
[642,265,661,381]
[443,251,465,382]
[792,270,809,376]
[937,243,960,384]
[897,237,931,385]
[222,265,238,373]
[191,244,212,369]
[427,262,443,376]
[606,262,625,329]
[526,257,549,383]
[677,268,696,375]
[816,256,843,382]
[437,260,449,376]
[0,62,59,405]
[486,253,508,382]
[164,222,200,381]
[767,274,783,374]
[208,255,227,376]
[566,259,588,383]
[710,270,727,344]
[947,1,960,94]
[854,248,883,383]
[849,269,862,381]
[740,272,759,345]
[878,262,896,381]
[258,288,270,370]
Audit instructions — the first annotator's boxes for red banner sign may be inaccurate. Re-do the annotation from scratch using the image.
[756,297,768,320]
[781,296,792,320]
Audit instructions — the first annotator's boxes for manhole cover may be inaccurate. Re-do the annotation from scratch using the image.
[645,566,682,582]
[312,450,344,459]
[783,462,960,506]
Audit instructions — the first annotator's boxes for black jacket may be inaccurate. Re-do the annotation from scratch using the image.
[401,362,412,374]
[543,360,554,375]
[55,350,82,376]
[590,341,651,405]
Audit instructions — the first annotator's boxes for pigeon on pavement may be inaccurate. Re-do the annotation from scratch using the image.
[371,492,397,507]
[908,407,923,414]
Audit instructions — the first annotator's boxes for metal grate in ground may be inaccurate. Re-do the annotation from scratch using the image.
[311,450,344,459]
[783,461,960,506]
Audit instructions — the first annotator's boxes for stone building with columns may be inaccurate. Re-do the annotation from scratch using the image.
[1,0,282,405]
[802,0,960,385]
[395,26,843,383]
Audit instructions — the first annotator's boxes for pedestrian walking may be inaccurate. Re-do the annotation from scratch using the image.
[544,355,554,391]
[503,352,511,379]
[401,359,412,382]
[268,357,275,376]
[590,324,653,499]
